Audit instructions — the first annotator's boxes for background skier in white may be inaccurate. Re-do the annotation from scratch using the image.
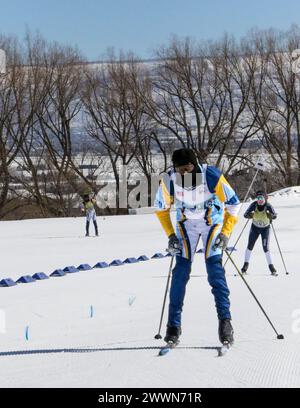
[80,194,99,237]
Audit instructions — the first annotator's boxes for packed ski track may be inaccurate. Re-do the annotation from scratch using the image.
[0,188,300,387]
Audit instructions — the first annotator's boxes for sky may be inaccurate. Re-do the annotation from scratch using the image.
[0,0,300,61]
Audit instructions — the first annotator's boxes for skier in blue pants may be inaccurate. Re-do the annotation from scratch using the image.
[155,149,241,345]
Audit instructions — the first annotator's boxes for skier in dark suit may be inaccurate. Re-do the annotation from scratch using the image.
[241,191,277,275]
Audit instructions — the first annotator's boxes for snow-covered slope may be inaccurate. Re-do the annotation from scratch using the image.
[269,186,300,198]
[0,192,300,388]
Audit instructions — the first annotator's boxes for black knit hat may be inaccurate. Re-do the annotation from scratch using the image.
[256,190,267,198]
[172,148,198,168]
[255,190,268,201]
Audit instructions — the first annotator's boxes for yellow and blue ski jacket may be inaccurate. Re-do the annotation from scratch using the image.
[155,164,240,238]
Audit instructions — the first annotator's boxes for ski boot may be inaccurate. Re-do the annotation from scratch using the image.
[218,319,234,345]
[164,326,181,344]
[241,262,249,274]
[269,264,278,276]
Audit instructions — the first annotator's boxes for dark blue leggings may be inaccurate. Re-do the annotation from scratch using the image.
[247,225,270,253]
[168,255,231,327]
[86,220,98,235]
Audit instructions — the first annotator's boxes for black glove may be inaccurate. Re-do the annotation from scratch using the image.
[168,234,181,256]
[244,213,253,219]
[267,212,276,221]
[213,233,229,251]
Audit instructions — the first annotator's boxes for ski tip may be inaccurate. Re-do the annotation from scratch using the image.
[158,347,171,356]
[158,341,178,356]
[218,342,231,357]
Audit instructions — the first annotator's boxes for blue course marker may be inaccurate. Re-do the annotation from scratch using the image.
[124,257,138,264]
[226,246,237,252]
[90,305,94,318]
[25,326,29,341]
[63,266,79,273]
[137,255,149,261]
[78,264,92,271]
[151,253,164,259]
[93,262,109,269]
[17,275,36,284]
[128,296,136,306]
[50,269,66,277]
[32,272,49,280]
[0,278,17,287]
[109,259,123,266]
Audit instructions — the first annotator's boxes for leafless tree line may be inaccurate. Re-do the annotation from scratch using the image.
[0,26,300,219]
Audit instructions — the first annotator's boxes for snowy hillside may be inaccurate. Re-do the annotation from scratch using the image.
[0,191,300,388]
[269,186,300,198]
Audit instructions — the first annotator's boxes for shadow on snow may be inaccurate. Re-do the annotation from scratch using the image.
[0,345,220,357]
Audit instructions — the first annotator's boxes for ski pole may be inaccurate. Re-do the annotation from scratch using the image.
[225,250,284,340]
[154,255,175,339]
[224,219,250,268]
[271,223,289,275]
[242,169,259,206]
[239,160,264,214]
[224,161,263,266]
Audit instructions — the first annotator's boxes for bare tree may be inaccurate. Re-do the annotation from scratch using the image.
[249,26,300,186]
[82,52,146,213]
[143,36,260,174]
[0,36,39,218]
